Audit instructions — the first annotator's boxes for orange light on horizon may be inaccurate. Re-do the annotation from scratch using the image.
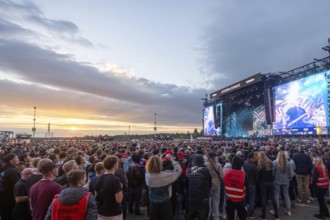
[68,127,78,131]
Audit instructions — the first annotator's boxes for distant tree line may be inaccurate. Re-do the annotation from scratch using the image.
[79,128,204,141]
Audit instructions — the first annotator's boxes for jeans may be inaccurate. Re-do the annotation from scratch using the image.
[226,199,247,220]
[172,194,182,220]
[260,181,279,219]
[209,188,221,219]
[289,176,297,201]
[274,183,291,210]
[247,185,256,217]
[296,174,311,200]
[219,182,225,213]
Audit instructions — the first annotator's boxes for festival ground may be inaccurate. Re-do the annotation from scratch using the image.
[127,198,323,220]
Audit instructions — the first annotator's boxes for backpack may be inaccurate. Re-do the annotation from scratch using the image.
[128,165,144,186]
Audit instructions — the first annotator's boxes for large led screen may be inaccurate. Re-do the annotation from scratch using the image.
[223,93,269,138]
[273,72,327,135]
[203,104,222,136]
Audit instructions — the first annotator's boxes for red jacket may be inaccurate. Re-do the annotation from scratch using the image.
[315,165,329,189]
[52,192,90,220]
[224,169,246,202]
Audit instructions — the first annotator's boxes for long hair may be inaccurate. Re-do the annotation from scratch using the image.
[258,151,272,171]
[313,156,327,176]
[207,153,217,167]
[276,151,287,173]
[146,155,162,173]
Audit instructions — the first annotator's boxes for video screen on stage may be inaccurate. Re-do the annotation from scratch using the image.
[223,92,270,138]
[273,72,328,135]
[203,104,222,136]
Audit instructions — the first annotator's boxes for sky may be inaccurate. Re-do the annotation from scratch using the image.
[0,0,330,137]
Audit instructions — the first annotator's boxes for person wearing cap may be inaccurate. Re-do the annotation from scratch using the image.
[224,156,248,220]
[161,153,183,220]
[177,152,187,174]
[243,152,258,219]
[13,168,33,220]
[205,152,224,220]
[26,158,52,193]
[186,154,212,220]
[177,151,188,216]
[127,153,145,215]
[28,161,61,220]
[45,169,98,220]
[0,153,20,220]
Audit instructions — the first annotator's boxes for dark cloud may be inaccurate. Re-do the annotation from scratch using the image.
[28,15,79,34]
[71,36,93,47]
[203,0,330,90]
[0,12,205,127]
[0,17,32,37]
[0,0,41,16]
[0,78,203,127]
[0,0,227,133]
[0,0,92,47]
[0,39,156,103]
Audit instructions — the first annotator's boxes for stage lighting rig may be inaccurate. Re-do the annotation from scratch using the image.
[322,38,330,54]
[201,93,208,105]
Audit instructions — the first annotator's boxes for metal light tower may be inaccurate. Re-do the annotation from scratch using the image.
[32,107,37,141]
[128,125,130,141]
[154,113,157,135]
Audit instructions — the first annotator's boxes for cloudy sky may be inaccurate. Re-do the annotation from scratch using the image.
[0,0,329,137]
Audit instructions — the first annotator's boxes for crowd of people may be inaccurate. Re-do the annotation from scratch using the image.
[0,138,329,220]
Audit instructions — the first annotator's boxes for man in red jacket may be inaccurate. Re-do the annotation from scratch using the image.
[224,156,248,220]
[45,169,98,220]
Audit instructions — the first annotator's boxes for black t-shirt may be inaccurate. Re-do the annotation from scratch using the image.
[95,173,122,217]
[13,179,30,218]
[89,177,97,194]
[14,179,28,200]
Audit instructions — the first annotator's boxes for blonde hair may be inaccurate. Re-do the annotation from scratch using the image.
[313,156,327,176]
[258,151,272,171]
[146,155,162,173]
[276,151,287,173]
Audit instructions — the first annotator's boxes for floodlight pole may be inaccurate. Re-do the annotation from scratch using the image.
[32,107,37,143]
[154,113,157,135]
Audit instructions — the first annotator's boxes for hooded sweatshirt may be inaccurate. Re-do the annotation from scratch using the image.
[232,156,249,189]
[145,161,182,204]
[44,187,98,220]
[187,154,212,202]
